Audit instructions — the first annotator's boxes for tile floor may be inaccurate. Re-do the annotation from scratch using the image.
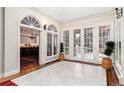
[12,61,106,86]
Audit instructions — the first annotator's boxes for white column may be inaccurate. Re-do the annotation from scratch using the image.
[81,27,84,61]
[93,25,99,64]
[0,7,4,78]
[120,16,124,85]
[40,30,47,64]
[69,28,74,60]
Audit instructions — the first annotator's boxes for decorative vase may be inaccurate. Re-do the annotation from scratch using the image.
[59,53,64,61]
[102,57,112,69]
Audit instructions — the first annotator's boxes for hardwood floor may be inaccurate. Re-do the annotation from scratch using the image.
[106,68,120,86]
[20,56,39,72]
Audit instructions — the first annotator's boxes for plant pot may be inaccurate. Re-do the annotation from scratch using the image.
[59,53,64,61]
[102,57,112,69]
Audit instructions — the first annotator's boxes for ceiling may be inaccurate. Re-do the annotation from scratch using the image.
[35,7,114,22]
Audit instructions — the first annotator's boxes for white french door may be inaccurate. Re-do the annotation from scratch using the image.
[73,29,82,60]
[63,30,70,59]
[63,24,111,64]
[46,30,58,63]
[98,25,110,61]
[83,27,94,62]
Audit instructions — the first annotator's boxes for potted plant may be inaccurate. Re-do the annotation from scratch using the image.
[59,43,64,61]
[102,41,115,69]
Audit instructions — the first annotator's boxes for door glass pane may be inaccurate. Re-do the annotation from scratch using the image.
[53,34,58,55]
[64,31,69,55]
[118,20,121,65]
[84,27,93,60]
[47,33,52,56]
[115,20,121,65]
[99,25,110,60]
[74,29,81,57]
[99,25,110,53]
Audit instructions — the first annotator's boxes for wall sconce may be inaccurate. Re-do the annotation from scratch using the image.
[115,7,123,19]
[43,24,47,30]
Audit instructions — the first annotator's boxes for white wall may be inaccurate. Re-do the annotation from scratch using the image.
[0,7,4,77]
[4,7,61,76]
[20,27,39,45]
[20,36,37,44]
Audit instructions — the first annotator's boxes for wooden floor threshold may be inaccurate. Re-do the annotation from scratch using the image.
[106,67,121,86]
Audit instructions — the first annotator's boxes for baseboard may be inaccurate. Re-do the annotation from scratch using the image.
[64,59,101,66]
[3,69,20,77]
[113,63,123,79]
[47,58,59,63]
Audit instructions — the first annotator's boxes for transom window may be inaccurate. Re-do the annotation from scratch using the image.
[47,25,57,32]
[20,16,41,28]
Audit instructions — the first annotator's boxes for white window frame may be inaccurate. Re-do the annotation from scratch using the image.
[46,25,58,62]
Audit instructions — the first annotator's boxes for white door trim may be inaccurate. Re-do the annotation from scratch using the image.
[18,15,43,72]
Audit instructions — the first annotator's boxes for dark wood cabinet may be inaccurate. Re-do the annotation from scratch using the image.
[20,46,39,59]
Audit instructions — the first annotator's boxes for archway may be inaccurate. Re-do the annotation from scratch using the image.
[19,16,42,72]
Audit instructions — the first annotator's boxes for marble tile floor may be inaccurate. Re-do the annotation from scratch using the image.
[12,61,106,86]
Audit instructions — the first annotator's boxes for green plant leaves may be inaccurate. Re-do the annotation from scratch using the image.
[104,41,115,56]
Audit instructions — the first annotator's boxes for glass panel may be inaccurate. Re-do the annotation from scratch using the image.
[34,21,41,28]
[84,27,93,60]
[47,25,57,32]
[74,29,81,57]
[21,19,28,25]
[53,34,58,55]
[115,20,122,65]
[99,25,110,53]
[64,31,69,55]
[47,33,52,56]
[20,16,41,28]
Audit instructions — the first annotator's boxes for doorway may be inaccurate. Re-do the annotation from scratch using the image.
[20,27,40,71]
[83,27,94,62]
[19,16,42,72]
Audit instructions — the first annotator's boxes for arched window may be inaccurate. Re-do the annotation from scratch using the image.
[20,16,41,28]
[47,25,58,57]
[47,24,57,32]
